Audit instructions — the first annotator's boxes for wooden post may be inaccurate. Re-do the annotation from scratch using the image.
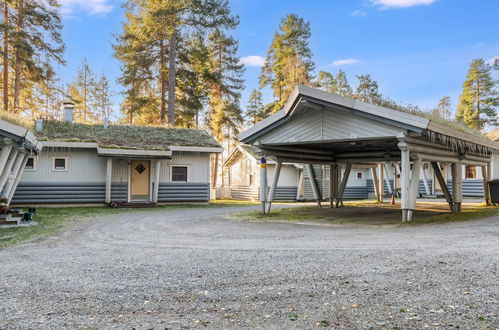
[431,162,454,212]
[259,157,267,214]
[1,150,25,199]
[105,158,113,204]
[152,159,161,203]
[296,169,304,201]
[421,163,431,195]
[211,153,219,188]
[371,167,380,202]
[0,147,17,195]
[400,144,410,221]
[391,162,398,205]
[336,162,352,207]
[407,157,422,221]
[378,163,384,203]
[266,161,282,213]
[482,164,490,206]
[329,164,338,208]
[306,164,321,208]
[6,153,29,205]
[451,163,462,213]
[0,144,13,175]
[384,163,392,195]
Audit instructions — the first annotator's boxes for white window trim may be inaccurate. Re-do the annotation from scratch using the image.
[169,164,191,182]
[25,156,37,171]
[52,157,69,172]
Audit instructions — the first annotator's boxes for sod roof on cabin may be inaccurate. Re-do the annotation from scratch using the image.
[37,121,221,150]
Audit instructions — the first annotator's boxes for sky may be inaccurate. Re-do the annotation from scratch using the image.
[59,0,499,121]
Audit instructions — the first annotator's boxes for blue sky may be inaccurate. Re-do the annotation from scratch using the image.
[59,0,499,120]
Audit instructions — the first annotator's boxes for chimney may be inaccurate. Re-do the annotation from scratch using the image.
[103,116,108,129]
[63,102,74,124]
[35,119,44,132]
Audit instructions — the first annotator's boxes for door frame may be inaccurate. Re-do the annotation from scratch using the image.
[128,160,152,202]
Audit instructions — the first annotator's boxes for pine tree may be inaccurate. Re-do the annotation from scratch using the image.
[114,0,238,125]
[68,59,98,123]
[433,96,451,119]
[315,71,335,93]
[259,14,314,112]
[205,30,244,144]
[333,70,352,97]
[456,59,498,130]
[92,72,113,123]
[245,89,266,124]
[0,0,65,114]
[355,74,382,104]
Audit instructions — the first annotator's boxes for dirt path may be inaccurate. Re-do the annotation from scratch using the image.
[0,206,498,329]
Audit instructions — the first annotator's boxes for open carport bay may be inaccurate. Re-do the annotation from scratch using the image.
[0,205,498,329]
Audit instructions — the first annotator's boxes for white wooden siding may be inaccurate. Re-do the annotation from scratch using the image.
[20,148,106,183]
[159,151,210,183]
[260,107,404,144]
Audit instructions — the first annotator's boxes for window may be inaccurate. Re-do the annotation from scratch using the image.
[357,172,363,179]
[465,165,477,179]
[25,157,35,170]
[171,166,188,182]
[52,157,68,171]
[249,173,255,186]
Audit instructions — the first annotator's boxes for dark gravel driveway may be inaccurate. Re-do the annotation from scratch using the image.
[0,205,498,329]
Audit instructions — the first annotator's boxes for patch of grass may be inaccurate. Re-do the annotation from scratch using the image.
[0,202,259,249]
[0,207,119,249]
[0,112,33,129]
[226,202,499,226]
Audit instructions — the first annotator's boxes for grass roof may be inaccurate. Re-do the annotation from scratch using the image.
[37,121,221,150]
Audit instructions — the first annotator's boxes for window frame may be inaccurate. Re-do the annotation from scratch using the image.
[169,165,190,182]
[25,157,36,171]
[356,172,363,179]
[52,157,69,172]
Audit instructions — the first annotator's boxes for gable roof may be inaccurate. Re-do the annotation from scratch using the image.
[239,85,499,152]
[0,120,41,153]
[37,121,222,151]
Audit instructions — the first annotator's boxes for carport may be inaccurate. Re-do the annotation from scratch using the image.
[239,85,499,221]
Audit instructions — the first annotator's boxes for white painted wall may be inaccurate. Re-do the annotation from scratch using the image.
[20,148,211,184]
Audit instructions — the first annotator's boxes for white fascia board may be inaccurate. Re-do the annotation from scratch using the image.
[41,141,99,149]
[169,145,223,153]
[97,147,172,158]
[0,120,28,139]
[238,109,287,142]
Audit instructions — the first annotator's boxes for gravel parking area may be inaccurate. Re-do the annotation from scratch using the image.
[0,205,498,329]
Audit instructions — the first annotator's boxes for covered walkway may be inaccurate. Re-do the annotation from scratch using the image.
[239,85,499,221]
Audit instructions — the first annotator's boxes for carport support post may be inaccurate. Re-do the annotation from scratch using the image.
[266,161,282,214]
[378,163,384,202]
[408,156,422,221]
[451,163,462,213]
[105,158,113,204]
[399,143,411,221]
[336,162,352,207]
[431,162,454,212]
[305,164,321,208]
[384,163,392,195]
[329,163,338,208]
[259,157,267,214]
[371,167,380,202]
[482,163,490,206]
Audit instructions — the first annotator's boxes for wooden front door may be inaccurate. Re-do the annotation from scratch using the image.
[131,160,150,199]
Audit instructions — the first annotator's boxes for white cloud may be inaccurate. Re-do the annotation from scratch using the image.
[239,55,265,67]
[351,10,367,17]
[328,58,360,66]
[59,0,113,16]
[371,0,437,8]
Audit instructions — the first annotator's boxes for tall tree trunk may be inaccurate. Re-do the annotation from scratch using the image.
[83,69,87,121]
[167,32,176,125]
[159,39,167,124]
[13,0,22,113]
[3,0,9,112]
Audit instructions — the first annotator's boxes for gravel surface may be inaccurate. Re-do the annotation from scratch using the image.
[0,205,498,329]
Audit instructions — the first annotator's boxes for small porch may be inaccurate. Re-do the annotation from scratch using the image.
[100,147,172,205]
